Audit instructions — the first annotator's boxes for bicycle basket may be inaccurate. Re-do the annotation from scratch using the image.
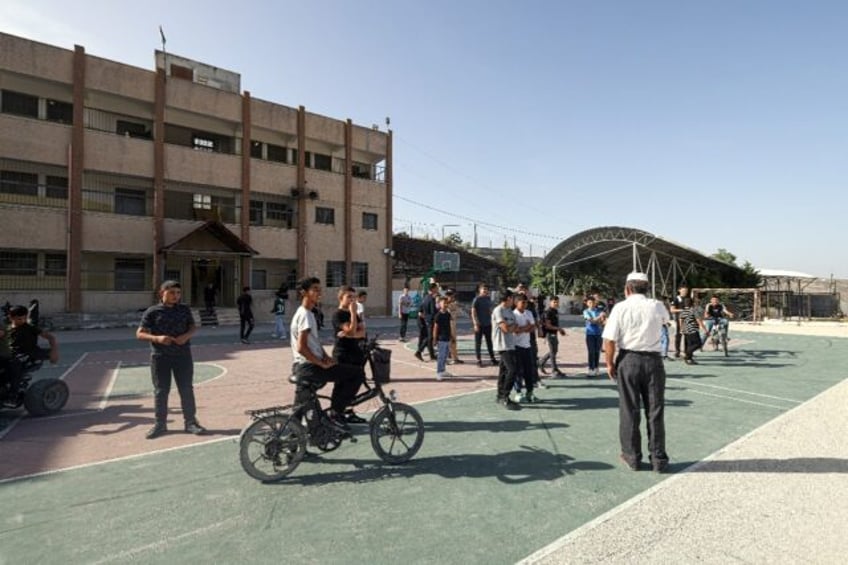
[369,347,392,384]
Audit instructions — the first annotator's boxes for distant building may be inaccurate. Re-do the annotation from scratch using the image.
[0,33,392,317]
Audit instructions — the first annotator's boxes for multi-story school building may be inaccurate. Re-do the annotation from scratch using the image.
[0,32,393,318]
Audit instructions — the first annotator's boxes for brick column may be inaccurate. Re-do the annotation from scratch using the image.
[67,45,86,313]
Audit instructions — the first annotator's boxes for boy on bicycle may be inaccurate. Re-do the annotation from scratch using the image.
[703,295,734,338]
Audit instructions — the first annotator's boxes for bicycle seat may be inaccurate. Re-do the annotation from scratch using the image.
[288,373,327,391]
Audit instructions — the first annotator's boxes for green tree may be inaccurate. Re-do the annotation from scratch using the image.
[443,232,463,248]
[712,248,737,265]
[498,244,520,289]
[529,262,554,297]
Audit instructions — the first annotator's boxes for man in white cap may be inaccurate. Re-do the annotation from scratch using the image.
[602,271,670,472]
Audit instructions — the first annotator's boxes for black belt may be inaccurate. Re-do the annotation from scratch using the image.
[620,350,661,357]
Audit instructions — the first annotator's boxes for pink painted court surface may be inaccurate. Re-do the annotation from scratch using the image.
[1,319,847,563]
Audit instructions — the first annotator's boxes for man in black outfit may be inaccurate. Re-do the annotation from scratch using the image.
[414,283,439,362]
[237,286,254,344]
[137,280,206,439]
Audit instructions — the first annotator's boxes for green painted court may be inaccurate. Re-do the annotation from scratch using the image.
[1,329,845,564]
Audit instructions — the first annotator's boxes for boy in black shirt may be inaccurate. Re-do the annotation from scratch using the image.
[432,296,453,380]
[331,286,367,424]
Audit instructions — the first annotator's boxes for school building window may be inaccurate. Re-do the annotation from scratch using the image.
[0,171,38,196]
[115,188,147,216]
[0,251,38,276]
[352,262,369,287]
[1,90,38,118]
[251,270,267,290]
[325,261,346,287]
[44,253,67,276]
[362,212,378,231]
[114,258,146,291]
[45,176,68,199]
[315,206,335,225]
[46,99,73,124]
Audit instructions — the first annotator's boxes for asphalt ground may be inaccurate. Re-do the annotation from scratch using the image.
[1,319,846,564]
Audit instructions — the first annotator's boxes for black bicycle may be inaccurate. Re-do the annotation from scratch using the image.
[239,337,424,482]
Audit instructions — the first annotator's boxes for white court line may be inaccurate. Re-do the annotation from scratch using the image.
[99,361,121,410]
[681,380,802,404]
[685,389,788,410]
[90,516,242,564]
[517,379,846,565]
[0,353,87,441]
[0,435,237,485]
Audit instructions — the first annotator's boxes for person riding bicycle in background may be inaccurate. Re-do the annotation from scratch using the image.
[1,304,59,393]
[703,295,734,338]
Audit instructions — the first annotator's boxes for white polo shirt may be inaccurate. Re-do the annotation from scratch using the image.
[601,294,669,353]
[512,308,534,349]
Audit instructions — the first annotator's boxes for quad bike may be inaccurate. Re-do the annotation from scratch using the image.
[0,354,69,416]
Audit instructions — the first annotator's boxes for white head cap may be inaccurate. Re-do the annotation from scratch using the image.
[626,272,649,282]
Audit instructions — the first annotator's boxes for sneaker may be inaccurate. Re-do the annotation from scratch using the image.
[185,421,207,435]
[553,370,566,378]
[490,357,499,366]
[436,372,445,381]
[539,364,549,375]
[514,391,525,403]
[525,393,537,403]
[344,410,368,425]
[146,423,167,439]
[503,399,521,411]
[414,351,424,362]
[536,379,547,390]
[241,338,250,344]
[326,410,351,431]
[442,371,454,378]
[454,359,465,364]
[477,360,484,368]
[270,333,279,338]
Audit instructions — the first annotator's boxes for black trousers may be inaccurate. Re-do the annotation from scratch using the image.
[415,317,435,359]
[514,346,534,393]
[294,361,365,413]
[240,315,254,340]
[496,349,518,400]
[474,324,495,361]
[151,354,197,426]
[399,313,409,339]
[684,332,701,360]
[615,350,667,464]
[539,333,560,372]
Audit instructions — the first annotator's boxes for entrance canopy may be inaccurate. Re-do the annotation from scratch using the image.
[159,220,258,256]
[542,226,743,297]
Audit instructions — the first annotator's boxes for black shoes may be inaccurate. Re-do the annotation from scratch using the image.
[327,410,351,431]
[477,360,484,368]
[185,421,207,435]
[684,359,697,365]
[414,351,424,362]
[619,453,640,471]
[344,410,368,424]
[146,423,167,439]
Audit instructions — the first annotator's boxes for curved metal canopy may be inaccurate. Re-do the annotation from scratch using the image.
[541,226,742,297]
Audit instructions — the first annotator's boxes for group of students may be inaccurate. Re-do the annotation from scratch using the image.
[669,285,735,365]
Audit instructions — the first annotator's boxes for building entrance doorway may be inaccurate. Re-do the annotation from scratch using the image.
[191,258,236,308]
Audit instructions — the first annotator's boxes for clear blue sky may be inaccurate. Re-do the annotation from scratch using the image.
[4,1,846,277]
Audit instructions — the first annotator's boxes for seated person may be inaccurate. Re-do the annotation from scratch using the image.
[331,286,367,424]
[703,295,734,336]
[290,278,364,430]
[1,304,59,392]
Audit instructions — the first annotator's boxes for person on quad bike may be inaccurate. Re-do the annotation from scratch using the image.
[1,304,59,393]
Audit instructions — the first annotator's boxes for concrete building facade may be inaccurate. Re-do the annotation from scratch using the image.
[0,33,393,318]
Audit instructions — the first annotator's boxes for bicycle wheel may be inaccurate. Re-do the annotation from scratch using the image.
[239,415,307,482]
[369,402,424,464]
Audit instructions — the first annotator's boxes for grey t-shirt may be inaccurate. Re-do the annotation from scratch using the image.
[491,304,516,352]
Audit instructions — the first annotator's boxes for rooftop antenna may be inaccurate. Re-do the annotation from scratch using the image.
[159,25,167,81]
